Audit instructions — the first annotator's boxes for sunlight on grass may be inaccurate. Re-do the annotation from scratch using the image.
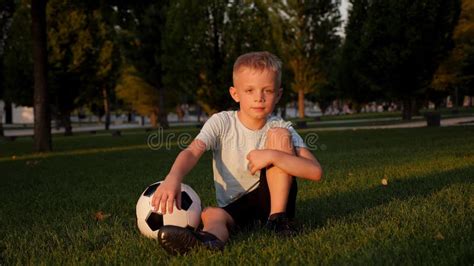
[0,126,472,264]
[0,145,150,161]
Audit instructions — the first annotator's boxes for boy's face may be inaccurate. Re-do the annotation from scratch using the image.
[229,67,282,121]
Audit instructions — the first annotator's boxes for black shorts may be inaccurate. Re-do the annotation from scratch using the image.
[222,169,298,228]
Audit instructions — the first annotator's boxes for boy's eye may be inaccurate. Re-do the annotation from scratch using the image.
[245,89,253,93]
[265,90,274,94]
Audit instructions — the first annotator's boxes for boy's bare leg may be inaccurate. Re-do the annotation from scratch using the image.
[201,207,234,242]
[265,128,294,215]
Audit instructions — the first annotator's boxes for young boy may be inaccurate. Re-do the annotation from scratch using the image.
[151,51,322,255]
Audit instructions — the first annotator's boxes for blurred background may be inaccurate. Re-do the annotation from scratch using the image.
[0,0,472,151]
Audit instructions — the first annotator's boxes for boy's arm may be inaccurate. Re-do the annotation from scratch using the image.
[151,139,207,214]
[247,147,322,181]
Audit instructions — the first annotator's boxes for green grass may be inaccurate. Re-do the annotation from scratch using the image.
[1,126,473,264]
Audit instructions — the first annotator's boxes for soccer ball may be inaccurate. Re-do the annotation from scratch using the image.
[136,181,202,239]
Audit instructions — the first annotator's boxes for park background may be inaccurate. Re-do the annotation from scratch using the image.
[0,0,473,264]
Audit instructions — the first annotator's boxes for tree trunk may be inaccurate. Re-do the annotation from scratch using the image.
[0,110,3,137]
[196,105,202,123]
[353,102,363,113]
[62,111,72,136]
[150,111,158,128]
[158,93,169,129]
[102,86,110,130]
[402,98,413,120]
[413,99,422,116]
[32,0,51,152]
[176,104,184,122]
[298,89,305,119]
[4,101,12,124]
[158,112,169,128]
[0,102,4,136]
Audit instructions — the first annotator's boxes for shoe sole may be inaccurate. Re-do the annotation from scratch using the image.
[158,225,200,255]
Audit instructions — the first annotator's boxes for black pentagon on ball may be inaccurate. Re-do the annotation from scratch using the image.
[180,191,193,210]
[143,183,161,197]
[146,211,164,231]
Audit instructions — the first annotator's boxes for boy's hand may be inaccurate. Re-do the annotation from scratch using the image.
[151,177,182,215]
[246,149,273,175]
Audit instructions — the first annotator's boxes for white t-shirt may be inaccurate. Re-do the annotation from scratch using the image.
[195,110,306,207]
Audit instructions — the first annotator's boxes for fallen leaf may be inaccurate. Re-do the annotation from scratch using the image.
[94,211,111,222]
[435,232,444,240]
[381,178,388,186]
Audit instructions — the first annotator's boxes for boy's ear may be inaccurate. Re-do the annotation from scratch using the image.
[229,86,240,103]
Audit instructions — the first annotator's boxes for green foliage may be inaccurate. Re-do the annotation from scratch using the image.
[47,1,92,117]
[114,1,172,127]
[47,1,121,119]
[0,127,473,264]
[115,65,160,118]
[0,0,15,99]
[2,3,33,106]
[267,0,341,117]
[2,0,120,123]
[337,0,378,106]
[1,0,342,120]
[161,0,204,105]
[340,0,461,113]
[432,0,474,97]
[163,0,277,115]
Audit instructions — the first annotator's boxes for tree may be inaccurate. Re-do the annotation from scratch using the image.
[115,65,161,122]
[32,0,51,151]
[431,0,474,105]
[163,0,277,115]
[93,9,121,130]
[47,0,91,135]
[2,3,33,108]
[3,1,121,136]
[268,0,341,118]
[337,0,382,111]
[162,0,229,115]
[46,1,121,134]
[115,2,171,128]
[344,0,461,120]
[0,0,15,135]
[71,5,121,131]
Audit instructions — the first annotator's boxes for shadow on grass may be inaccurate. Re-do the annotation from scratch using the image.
[297,165,474,229]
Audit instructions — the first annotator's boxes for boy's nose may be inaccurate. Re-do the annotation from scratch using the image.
[254,91,265,102]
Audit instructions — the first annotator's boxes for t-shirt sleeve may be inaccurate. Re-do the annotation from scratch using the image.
[194,114,223,151]
[288,126,307,148]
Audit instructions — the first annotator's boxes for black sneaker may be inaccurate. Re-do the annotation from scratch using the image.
[157,225,225,255]
[265,212,297,237]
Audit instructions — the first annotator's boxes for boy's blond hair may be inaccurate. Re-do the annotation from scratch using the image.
[233,51,282,87]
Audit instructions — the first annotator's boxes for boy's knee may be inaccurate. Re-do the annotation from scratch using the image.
[201,207,228,222]
[265,127,293,153]
[267,127,291,139]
